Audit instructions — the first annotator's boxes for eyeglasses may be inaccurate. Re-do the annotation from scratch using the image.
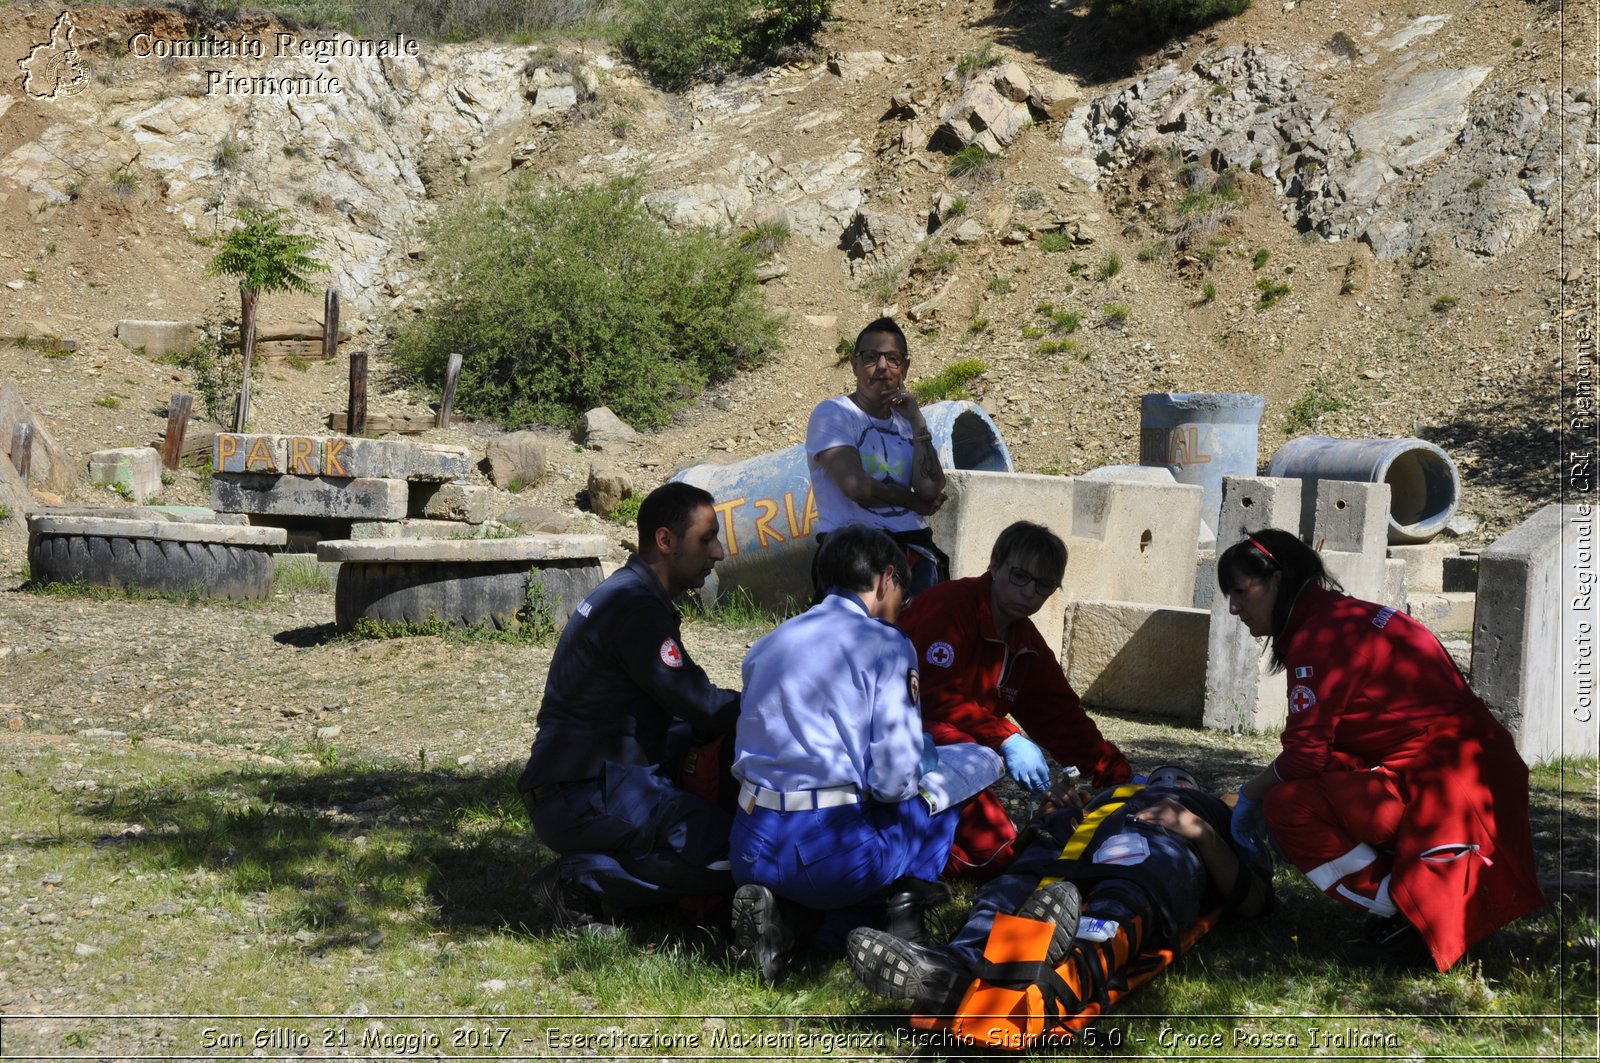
[1007,565,1060,595]
[856,349,906,369]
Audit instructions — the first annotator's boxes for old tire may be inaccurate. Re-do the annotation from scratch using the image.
[28,533,275,600]
[334,559,604,632]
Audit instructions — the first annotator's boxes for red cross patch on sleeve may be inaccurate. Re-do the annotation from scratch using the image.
[907,668,920,706]
[659,638,684,669]
[1288,684,1318,713]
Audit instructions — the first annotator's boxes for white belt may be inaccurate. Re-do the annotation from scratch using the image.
[739,781,860,813]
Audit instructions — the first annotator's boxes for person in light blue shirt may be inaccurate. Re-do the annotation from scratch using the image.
[728,524,967,984]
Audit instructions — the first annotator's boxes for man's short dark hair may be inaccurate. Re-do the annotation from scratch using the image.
[816,524,910,593]
[638,482,715,557]
[989,521,1068,587]
[854,316,909,360]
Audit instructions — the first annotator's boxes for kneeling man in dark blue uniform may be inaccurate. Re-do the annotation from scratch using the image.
[729,525,996,981]
[519,482,740,928]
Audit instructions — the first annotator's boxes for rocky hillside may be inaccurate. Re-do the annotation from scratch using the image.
[0,0,1594,567]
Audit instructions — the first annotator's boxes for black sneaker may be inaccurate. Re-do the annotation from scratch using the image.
[846,927,968,1014]
[528,862,619,937]
[730,884,794,984]
[1016,880,1082,965]
[882,877,953,945]
[1344,912,1431,969]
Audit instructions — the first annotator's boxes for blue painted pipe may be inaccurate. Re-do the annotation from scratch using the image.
[673,400,1013,609]
[1267,435,1460,544]
[1139,393,1266,531]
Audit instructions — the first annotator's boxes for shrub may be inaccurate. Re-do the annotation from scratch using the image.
[912,358,988,403]
[986,275,1014,293]
[1251,248,1270,270]
[1256,276,1292,307]
[737,219,791,261]
[1097,253,1122,280]
[1087,0,1251,40]
[622,0,830,91]
[948,144,999,180]
[169,322,263,425]
[1432,294,1459,312]
[1039,231,1074,253]
[1284,375,1351,432]
[392,174,780,431]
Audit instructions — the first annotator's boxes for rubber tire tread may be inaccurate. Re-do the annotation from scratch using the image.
[334,559,603,632]
[28,533,274,600]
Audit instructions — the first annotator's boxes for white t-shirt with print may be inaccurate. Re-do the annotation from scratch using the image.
[805,394,926,535]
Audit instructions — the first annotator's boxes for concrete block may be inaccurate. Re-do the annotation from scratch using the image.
[1407,591,1476,634]
[88,447,162,503]
[409,481,490,523]
[215,434,293,475]
[113,319,202,357]
[1193,551,1218,609]
[1388,542,1460,594]
[929,470,1203,662]
[1312,479,1391,602]
[930,470,1077,660]
[351,519,502,540]
[0,379,73,495]
[1383,557,1409,612]
[27,513,286,547]
[1471,503,1597,763]
[1065,600,1209,719]
[0,450,28,524]
[409,443,473,482]
[211,473,408,520]
[1204,475,1302,732]
[1442,553,1480,592]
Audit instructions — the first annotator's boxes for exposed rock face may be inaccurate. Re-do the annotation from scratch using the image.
[933,63,1036,155]
[483,432,547,489]
[1060,40,1595,260]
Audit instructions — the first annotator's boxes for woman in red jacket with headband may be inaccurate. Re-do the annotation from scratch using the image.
[1219,528,1543,970]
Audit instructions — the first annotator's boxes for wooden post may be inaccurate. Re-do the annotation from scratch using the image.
[322,289,340,362]
[232,286,259,432]
[9,423,32,484]
[347,350,368,437]
[437,351,464,428]
[162,394,193,471]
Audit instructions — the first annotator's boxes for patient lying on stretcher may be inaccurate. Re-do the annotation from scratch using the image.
[846,766,1274,1047]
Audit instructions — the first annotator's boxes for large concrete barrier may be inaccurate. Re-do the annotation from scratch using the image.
[1065,600,1210,719]
[1471,503,1598,763]
[930,469,1204,662]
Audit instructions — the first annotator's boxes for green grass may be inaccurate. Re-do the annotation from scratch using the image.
[986,275,1014,293]
[1256,276,1292,308]
[271,556,334,594]
[954,44,1001,78]
[1039,231,1074,253]
[0,735,1590,1059]
[948,144,1000,181]
[1252,248,1270,270]
[609,494,643,525]
[1432,294,1460,312]
[1283,374,1353,432]
[1097,252,1123,280]
[94,395,121,409]
[1102,302,1131,327]
[911,358,988,403]
[737,219,791,261]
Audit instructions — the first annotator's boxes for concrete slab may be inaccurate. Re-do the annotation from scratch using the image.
[1407,591,1476,634]
[409,481,489,523]
[27,513,286,546]
[351,519,502,540]
[1065,600,1209,719]
[114,319,201,357]
[1312,480,1391,601]
[88,447,161,503]
[316,534,608,564]
[211,473,409,521]
[1471,503,1597,763]
[213,435,472,481]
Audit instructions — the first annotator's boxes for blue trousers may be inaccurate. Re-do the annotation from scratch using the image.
[730,796,959,949]
[527,761,732,911]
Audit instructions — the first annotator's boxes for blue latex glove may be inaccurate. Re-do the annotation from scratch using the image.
[1001,734,1051,793]
[1231,785,1269,861]
[918,733,939,776]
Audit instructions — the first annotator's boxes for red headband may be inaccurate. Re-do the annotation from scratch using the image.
[1244,535,1277,566]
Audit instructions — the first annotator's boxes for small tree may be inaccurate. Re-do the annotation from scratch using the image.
[206,206,325,430]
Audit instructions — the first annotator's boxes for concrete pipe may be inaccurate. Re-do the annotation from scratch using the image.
[1138,393,1267,533]
[1267,435,1461,544]
[673,400,1013,610]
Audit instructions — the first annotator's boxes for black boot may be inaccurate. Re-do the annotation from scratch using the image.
[882,876,952,945]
